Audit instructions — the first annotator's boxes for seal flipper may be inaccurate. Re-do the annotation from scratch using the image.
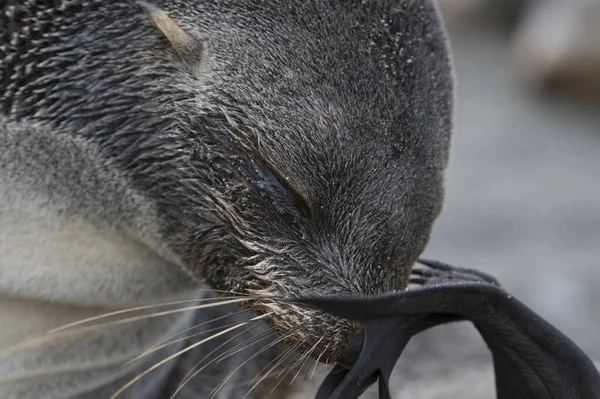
[298,260,600,399]
[469,285,600,399]
[309,287,464,399]
[314,313,460,399]
[315,317,417,399]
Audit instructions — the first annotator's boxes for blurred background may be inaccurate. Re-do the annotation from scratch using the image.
[426,0,600,363]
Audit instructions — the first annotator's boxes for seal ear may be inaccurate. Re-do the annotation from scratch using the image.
[139,1,204,68]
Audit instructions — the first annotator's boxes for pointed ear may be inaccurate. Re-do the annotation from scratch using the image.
[139,1,204,68]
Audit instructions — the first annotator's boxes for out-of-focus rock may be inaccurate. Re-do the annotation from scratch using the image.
[512,0,600,101]
[437,0,524,30]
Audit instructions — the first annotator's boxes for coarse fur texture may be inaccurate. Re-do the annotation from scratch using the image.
[0,116,290,399]
[0,0,453,397]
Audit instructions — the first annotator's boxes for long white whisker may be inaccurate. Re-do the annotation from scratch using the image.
[212,313,289,364]
[311,343,330,379]
[248,339,297,387]
[208,331,294,399]
[49,296,247,333]
[127,309,256,364]
[272,339,315,393]
[0,298,256,357]
[173,313,290,397]
[108,312,274,399]
[147,308,251,353]
[268,352,304,394]
[289,337,323,388]
[214,330,278,364]
[126,319,254,366]
[244,340,304,398]
[276,350,303,380]
[170,323,270,399]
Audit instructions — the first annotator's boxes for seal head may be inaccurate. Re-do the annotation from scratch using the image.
[0,0,453,363]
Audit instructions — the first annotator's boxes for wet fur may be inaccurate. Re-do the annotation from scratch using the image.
[0,0,453,397]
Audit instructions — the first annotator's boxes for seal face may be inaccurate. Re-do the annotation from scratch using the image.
[0,0,453,364]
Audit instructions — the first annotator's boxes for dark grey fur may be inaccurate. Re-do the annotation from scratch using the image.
[0,0,453,396]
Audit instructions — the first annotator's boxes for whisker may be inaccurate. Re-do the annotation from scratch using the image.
[171,326,265,399]
[244,340,304,398]
[0,298,255,357]
[321,361,330,376]
[206,331,294,399]
[108,312,274,399]
[299,360,313,390]
[276,347,305,380]
[311,343,329,379]
[213,330,279,364]
[289,337,322,387]
[212,313,290,364]
[248,340,298,387]
[126,320,252,366]
[128,310,254,364]
[171,323,281,397]
[49,295,248,334]
[130,308,251,361]
[269,351,305,394]
[272,338,318,393]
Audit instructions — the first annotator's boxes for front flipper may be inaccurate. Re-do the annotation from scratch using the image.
[314,314,462,399]
[297,259,600,399]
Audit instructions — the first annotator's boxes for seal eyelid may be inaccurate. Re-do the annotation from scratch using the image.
[262,163,312,219]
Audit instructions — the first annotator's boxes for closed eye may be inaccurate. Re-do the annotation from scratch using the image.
[261,162,312,220]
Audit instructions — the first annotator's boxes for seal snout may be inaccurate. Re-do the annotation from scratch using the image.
[246,292,361,364]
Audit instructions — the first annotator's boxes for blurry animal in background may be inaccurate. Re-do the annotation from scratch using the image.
[439,0,600,101]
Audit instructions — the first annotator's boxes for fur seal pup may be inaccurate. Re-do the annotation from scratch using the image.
[0,0,453,397]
